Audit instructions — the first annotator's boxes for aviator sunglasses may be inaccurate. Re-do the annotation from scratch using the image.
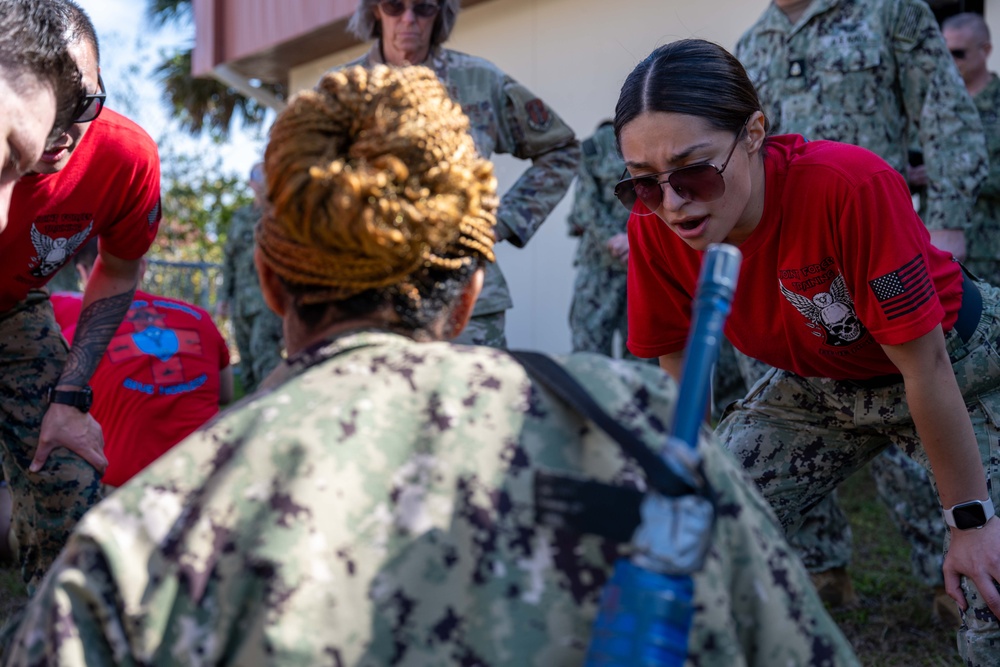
[378,0,441,18]
[614,119,749,212]
[73,75,106,124]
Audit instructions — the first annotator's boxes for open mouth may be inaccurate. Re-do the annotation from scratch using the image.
[40,147,69,162]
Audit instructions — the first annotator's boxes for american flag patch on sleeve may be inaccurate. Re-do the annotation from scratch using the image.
[868,254,934,320]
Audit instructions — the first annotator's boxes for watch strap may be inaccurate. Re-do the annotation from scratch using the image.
[47,386,93,412]
[943,497,995,530]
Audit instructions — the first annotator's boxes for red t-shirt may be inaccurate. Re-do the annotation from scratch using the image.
[627,134,963,380]
[52,290,230,487]
[2,108,161,311]
[50,289,83,326]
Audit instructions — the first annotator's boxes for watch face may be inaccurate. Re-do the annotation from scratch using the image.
[953,502,988,530]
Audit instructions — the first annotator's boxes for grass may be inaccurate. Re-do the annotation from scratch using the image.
[0,465,964,664]
[0,563,25,632]
[830,465,960,666]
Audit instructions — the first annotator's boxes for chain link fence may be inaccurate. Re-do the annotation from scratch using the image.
[47,257,244,385]
[144,259,239,369]
[144,259,223,311]
[47,258,225,312]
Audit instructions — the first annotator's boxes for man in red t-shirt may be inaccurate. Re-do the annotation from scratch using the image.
[52,240,232,489]
[0,0,89,233]
[0,1,160,592]
[0,0,91,569]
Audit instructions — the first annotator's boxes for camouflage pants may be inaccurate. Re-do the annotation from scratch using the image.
[786,447,945,586]
[717,279,1000,665]
[713,339,751,421]
[233,308,284,394]
[452,311,507,348]
[731,344,945,586]
[569,264,642,360]
[964,259,1000,294]
[0,291,102,593]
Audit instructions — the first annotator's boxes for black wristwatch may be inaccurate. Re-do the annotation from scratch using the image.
[943,497,995,530]
[46,385,93,413]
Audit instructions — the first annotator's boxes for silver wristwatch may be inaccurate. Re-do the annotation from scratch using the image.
[943,497,995,530]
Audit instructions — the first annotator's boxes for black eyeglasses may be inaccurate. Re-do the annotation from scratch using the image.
[378,0,440,18]
[73,75,106,124]
[614,121,748,212]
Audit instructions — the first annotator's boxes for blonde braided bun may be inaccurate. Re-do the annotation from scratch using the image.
[259,64,497,309]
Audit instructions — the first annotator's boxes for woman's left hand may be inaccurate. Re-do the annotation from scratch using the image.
[943,519,1000,616]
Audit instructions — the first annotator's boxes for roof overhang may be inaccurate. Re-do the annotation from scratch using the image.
[193,0,493,89]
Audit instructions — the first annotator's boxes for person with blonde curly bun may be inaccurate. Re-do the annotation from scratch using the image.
[1,65,857,667]
[341,0,580,348]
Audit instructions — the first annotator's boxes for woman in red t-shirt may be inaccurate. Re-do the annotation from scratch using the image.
[615,39,1000,662]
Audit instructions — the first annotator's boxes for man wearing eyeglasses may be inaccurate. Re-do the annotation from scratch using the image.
[342,0,579,349]
[944,13,1000,291]
[734,0,987,622]
[0,0,160,593]
[0,0,89,582]
[0,0,85,236]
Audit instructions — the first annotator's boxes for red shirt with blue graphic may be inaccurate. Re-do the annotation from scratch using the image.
[53,290,230,487]
[626,134,964,380]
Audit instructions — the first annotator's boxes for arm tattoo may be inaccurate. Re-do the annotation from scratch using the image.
[58,287,137,387]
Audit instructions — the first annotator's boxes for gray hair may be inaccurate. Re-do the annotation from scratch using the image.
[347,0,460,48]
[943,12,991,44]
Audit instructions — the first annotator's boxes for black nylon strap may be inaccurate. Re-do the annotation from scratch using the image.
[510,350,697,497]
[533,470,643,541]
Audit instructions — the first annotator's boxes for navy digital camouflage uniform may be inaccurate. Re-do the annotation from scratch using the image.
[966,73,1000,288]
[0,330,859,666]
[346,45,580,348]
[717,278,1000,665]
[735,0,989,585]
[220,203,284,393]
[567,123,636,359]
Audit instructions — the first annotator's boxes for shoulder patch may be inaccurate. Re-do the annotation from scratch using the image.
[895,5,920,43]
[147,200,161,226]
[524,99,553,132]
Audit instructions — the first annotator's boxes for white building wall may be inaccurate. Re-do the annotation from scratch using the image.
[288,0,1000,355]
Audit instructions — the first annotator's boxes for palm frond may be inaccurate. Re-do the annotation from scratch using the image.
[154,49,282,140]
[146,0,192,29]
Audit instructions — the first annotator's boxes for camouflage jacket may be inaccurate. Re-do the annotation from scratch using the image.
[345,45,580,315]
[568,123,628,272]
[735,0,987,232]
[968,73,1000,260]
[1,330,857,666]
[220,203,268,317]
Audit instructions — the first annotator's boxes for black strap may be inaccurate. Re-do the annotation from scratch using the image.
[510,350,698,497]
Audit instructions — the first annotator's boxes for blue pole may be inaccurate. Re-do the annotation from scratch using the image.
[584,244,742,666]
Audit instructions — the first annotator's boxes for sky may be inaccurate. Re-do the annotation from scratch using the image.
[75,0,267,180]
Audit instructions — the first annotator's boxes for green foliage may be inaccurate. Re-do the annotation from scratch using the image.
[146,0,192,28]
[146,0,283,141]
[154,147,253,263]
[153,49,281,140]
